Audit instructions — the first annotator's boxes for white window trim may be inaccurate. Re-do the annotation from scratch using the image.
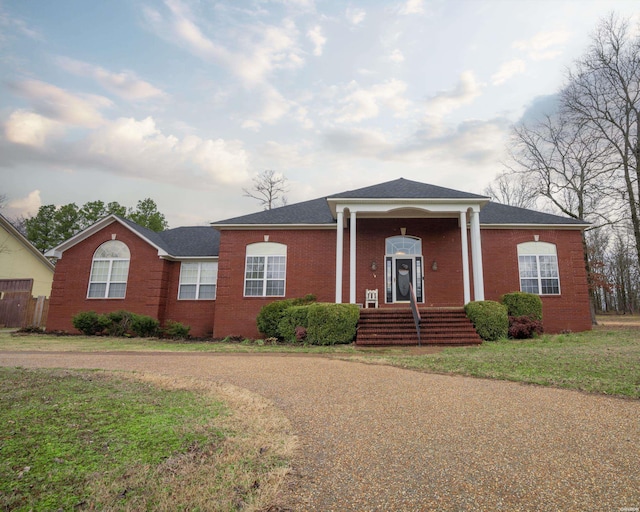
[178,261,218,300]
[87,241,130,299]
[244,242,287,298]
[517,242,561,296]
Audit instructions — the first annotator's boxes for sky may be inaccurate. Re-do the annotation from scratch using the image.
[1,0,639,228]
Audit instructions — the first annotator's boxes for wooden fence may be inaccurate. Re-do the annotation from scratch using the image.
[0,279,50,329]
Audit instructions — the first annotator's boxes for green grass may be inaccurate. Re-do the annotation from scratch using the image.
[353,328,640,398]
[0,330,359,354]
[0,368,287,511]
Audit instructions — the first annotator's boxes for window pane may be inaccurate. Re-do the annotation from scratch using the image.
[180,263,199,284]
[199,263,217,284]
[90,261,110,282]
[245,280,263,296]
[199,284,216,300]
[110,260,129,282]
[245,257,265,279]
[88,283,106,298]
[266,256,286,279]
[521,279,540,294]
[266,280,285,296]
[539,256,559,278]
[95,240,130,259]
[108,283,126,298]
[179,284,197,299]
[541,279,560,294]
[518,256,538,278]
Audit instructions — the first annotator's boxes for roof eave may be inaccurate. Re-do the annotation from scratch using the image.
[481,223,590,230]
[326,196,491,217]
[211,223,336,230]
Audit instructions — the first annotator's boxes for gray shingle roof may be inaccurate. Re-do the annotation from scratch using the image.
[119,216,220,257]
[212,178,586,227]
[329,177,488,199]
[479,202,588,226]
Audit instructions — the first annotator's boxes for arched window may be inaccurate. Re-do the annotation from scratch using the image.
[517,242,560,295]
[244,242,287,297]
[385,236,422,255]
[87,240,130,298]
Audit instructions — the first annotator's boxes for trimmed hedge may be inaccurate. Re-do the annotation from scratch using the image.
[501,292,543,321]
[306,303,359,345]
[278,305,311,343]
[71,310,160,338]
[256,294,316,338]
[464,300,508,341]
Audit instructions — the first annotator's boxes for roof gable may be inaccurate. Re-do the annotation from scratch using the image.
[0,213,55,272]
[46,215,220,259]
[329,178,487,200]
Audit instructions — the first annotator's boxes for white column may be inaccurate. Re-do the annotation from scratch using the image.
[335,209,344,303]
[460,210,471,304]
[349,210,357,304]
[470,209,485,301]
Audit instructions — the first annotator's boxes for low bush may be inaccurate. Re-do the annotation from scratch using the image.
[130,314,160,337]
[72,311,111,336]
[164,320,191,340]
[501,292,543,321]
[464,301,508,341]
[278,305,311,342]
[256,294,316,338]
[508,315,544,339]
[305,303,359,345]
[106,310,136,336]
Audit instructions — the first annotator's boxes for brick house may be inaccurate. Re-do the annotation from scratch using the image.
[45,178,592,341]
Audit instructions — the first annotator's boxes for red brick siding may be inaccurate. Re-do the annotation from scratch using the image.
[162,262,216,337]
[213,229,337,338]
[480,228,591,333]
[47,222,173,333]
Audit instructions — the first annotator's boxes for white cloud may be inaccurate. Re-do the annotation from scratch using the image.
[398,0,425,15]
[491,59,526,85]
[323,127,391,157]
[4,110,63,147]
[424,71,483,121]
[335,79,410,123]
[513,29,571,61]
[387,49,405,63]
[57,57,166,101]
[6,190,42,218]
[10,80,111,128]
[307,25,326,56]
[147,0,305,87]
[346,7,366,26]
[86,116,250,185]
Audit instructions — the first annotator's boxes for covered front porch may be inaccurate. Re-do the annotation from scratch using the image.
[329,192,489,309]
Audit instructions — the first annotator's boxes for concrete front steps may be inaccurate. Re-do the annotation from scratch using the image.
[356,307,482,346]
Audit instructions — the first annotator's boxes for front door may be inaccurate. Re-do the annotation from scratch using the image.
[395,258,413,301]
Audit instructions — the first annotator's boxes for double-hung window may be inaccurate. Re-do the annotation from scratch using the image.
[517,242,560,295]
[88,240,130,298]
[178,261,218,299]
[244,242,287,297]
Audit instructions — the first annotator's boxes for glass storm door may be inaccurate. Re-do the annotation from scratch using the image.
[384,235,424,304]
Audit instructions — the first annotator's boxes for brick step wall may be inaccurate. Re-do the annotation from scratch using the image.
[356,308,482,346]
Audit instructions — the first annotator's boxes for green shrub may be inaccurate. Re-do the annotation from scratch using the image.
[164,320,191,340]
[464,301,508,341]
[130,314,160,337]
[278,305,311,343]
[501,292,543,321]
[72,311,111,336]
[106,310,136,337]
[256,294,316,338]
[305,303,359,345]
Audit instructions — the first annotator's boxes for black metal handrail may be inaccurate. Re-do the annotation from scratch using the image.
[409,283,421,346]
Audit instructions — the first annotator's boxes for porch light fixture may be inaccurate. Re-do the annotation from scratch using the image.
[371,260,378,272]
[431,260,438,271]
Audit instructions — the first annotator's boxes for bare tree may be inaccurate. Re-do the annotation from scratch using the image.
[483,171,539,209]
[243,170,288,210]
[562,14,640,267]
